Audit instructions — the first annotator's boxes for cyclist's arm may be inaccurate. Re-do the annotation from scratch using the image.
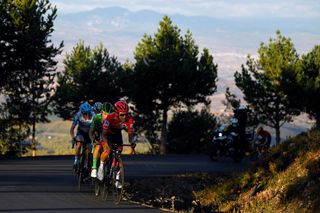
[89,126,95,142]
[70,123,76,139]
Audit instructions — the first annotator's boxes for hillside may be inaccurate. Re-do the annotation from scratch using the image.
[194,129,320,212]
[125,129,320,212]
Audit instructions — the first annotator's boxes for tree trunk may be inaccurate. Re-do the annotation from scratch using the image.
[315,114,320,129]
[275,127,281,146]
[275,95,281,146]
[31,118,36,157]
[160,108,168,155]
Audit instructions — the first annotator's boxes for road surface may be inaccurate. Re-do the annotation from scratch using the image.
[0,155,249,212]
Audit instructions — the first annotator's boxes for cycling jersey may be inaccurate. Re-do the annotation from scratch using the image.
[73,111,94,133]
[91,113,103,133]
[102,112,133,135]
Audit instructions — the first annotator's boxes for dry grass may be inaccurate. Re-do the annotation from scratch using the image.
[125,129,320,213]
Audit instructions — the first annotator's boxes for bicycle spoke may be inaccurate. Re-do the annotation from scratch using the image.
[111,159,124,204]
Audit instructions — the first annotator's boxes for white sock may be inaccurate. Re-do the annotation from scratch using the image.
[100,161,104,167]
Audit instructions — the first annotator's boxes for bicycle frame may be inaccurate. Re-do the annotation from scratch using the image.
[95,144,134,204]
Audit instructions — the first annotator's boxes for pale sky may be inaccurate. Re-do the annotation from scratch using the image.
[50,0,320,18]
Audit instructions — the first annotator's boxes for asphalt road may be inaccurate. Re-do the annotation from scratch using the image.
[0,155,250,213]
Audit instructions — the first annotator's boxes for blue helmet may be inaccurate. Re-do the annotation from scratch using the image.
[93,102,103,113]
[80,102,91,114]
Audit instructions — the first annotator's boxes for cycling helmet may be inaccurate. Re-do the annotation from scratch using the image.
[114,100,129,114]
[102,102,114,114]
[93,102,103,113]
[80,102,92,114]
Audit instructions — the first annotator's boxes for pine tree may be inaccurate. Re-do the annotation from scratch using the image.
[54,41,125,119]
[235,31,298,145]
[1,0,63,156]
[131,16,218,154]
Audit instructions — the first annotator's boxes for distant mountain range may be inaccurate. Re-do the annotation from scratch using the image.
[51,6,319,133]
[53,6,320,61]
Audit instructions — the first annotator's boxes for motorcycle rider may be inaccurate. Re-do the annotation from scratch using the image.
[226,117,241,149]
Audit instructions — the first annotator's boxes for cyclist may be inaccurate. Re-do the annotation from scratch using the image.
[89,102,114,178]
[255,126,271,153]
[70,101,94,170]
[98,100,136,183]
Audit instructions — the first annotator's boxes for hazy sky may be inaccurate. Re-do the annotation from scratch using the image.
[51,0,320,18]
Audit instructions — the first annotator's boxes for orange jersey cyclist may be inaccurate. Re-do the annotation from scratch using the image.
[97,100,135,181]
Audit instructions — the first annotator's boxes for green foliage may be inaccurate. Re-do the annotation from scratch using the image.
[222,87,241,111]
[167,109,216,154]
[294,45,320,127]
[0,0,15,89]
[0,104,30,156]
[130,16,218,154]
[54,41,125,119]
[234,31,299,145]
[0,0,63,156]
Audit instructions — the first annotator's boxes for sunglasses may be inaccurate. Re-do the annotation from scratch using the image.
[119,113,127,117]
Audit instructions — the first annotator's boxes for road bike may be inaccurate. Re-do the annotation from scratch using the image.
[73,140,93,191]
[95,143,135,204]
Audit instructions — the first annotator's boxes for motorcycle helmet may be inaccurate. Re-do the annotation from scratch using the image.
[231,117,238,127]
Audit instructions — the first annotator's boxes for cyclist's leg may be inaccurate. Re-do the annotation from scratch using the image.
[83,132,92,168]
[74,133,84,166]
[92,144,101,168]
[91,133,102,177]
[114,141,124,189]
[97,139,111,181]
[100,141,111,163]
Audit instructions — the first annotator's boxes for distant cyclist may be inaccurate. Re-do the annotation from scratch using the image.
[97,100,136,182]
[89,102,113,178]
[255,126,271,153]
[70,102,94,170]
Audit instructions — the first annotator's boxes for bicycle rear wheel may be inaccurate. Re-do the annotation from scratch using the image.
[77,171,82,191]
[110,159,124,204]
[94,179,101,197]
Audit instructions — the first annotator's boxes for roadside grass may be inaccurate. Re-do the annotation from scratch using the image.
[193,129,320,212]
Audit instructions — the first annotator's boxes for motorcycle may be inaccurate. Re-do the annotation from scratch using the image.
[209,124,244,163]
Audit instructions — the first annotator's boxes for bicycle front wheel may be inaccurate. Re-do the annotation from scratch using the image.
[111,158,124,204]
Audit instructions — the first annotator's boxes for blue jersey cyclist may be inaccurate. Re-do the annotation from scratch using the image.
[70,102,94,169]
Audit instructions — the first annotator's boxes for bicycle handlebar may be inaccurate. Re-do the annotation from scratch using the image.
[121,144,136,155]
